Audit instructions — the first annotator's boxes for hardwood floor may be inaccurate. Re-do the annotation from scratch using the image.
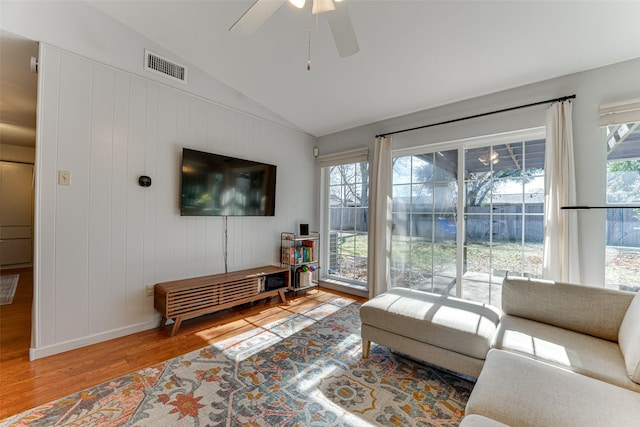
[0,268,366,419]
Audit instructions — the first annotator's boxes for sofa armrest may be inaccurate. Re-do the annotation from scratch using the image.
[501,277,635,341]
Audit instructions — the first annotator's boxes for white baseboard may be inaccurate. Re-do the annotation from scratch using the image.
[29,320,158,361]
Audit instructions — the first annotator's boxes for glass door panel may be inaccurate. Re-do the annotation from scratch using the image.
[463,139,545,306]
[391,150,458,295]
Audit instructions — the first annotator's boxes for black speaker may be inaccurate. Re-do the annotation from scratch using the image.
[299,223,309,236]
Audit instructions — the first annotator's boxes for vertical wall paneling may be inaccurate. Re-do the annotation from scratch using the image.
[88,65,115,334]
[110,72,130,330]
[204,217,218,273]
[125,77,147,325]
[142,84,159,316]
[32,45,318,358]
[34,46,61,347]
[155,87,178,283]
[54,53,92,342]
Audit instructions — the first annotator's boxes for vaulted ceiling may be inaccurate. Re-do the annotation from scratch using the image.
[3,1,640,145]
[89,0,640,137]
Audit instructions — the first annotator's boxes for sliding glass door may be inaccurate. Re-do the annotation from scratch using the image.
[390,130,545,306]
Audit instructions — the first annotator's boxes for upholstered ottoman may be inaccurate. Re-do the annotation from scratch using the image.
[360,288,502,378]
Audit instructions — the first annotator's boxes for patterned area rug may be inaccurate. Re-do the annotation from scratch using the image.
[0,274,19,305]
[2,298,474,426]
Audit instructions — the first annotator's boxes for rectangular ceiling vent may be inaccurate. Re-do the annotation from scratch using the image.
[144,50,187,83]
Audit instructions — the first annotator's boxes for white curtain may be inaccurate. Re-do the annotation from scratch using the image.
[543,101,581,283]
[368,136,393,298]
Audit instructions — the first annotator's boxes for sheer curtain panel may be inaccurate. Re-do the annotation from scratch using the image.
[368,136,393,298]
[543,101,581,282]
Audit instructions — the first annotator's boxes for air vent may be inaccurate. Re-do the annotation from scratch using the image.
[144,50,187,83]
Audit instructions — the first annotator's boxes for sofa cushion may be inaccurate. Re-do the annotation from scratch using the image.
[619,291,640,384]
[466,349,640,427]
[501,277,635,341]
[360,288,502,360]
[493,314,640,392]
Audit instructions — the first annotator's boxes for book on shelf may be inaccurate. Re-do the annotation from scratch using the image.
[301,240,315,262]
[282,247,317,264]
[281,247,296,264]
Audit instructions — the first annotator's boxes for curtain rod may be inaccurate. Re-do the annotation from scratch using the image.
[561,205,640,210]
[376,94,576,139]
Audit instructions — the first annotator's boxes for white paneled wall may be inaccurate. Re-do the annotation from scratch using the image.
[32,45,317,359]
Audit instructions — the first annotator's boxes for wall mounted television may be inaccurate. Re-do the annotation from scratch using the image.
[180,148,277,216]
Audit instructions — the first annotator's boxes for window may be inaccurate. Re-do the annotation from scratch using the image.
[603,121,640,292]
[320,149,369,289]
[391,129,545,306]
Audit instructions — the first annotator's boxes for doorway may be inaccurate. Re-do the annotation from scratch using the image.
[0,29,39,358]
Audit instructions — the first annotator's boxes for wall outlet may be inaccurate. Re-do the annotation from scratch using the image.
[146,284,154,297]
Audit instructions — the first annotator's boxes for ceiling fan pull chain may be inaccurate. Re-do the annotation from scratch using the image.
[307,11,312,70]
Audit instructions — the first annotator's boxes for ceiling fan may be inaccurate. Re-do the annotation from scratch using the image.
[229,0,359,59]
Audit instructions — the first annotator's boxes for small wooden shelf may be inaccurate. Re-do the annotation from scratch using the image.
[154,265,289,336]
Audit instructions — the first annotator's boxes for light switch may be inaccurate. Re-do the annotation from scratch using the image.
[58,170,71,186]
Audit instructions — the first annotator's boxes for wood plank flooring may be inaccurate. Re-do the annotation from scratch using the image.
[0,267,366,419]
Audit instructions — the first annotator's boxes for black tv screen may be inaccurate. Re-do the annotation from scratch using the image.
[180,148,277,216]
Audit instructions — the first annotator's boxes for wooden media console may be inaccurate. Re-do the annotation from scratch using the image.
[154,265,289,336]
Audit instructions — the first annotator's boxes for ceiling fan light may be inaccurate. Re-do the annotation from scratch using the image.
[479,149,499,166]
[289,0,305,8]
[312,0,335,14]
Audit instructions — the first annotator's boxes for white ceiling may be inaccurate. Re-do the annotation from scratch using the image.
[89,0,640,137]
[4,2,640,143]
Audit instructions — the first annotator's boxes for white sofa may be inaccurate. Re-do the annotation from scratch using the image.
[360,277,640,426]
[463,277,640,426]
[461,278,640,427]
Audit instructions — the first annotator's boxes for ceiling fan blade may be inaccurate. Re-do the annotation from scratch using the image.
[325,1,359,57]
[229,0,287,36]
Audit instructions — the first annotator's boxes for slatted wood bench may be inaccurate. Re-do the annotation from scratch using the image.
[154,266,289,336]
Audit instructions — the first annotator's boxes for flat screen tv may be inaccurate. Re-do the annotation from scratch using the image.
[180,148,277,216]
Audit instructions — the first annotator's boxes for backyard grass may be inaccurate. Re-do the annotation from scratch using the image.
[329,233,640,292]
